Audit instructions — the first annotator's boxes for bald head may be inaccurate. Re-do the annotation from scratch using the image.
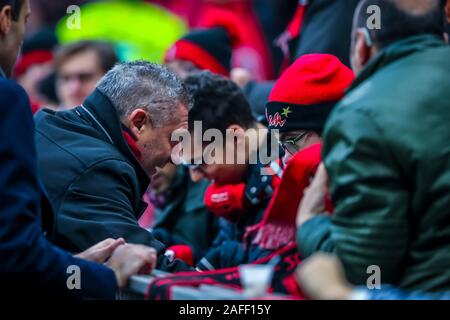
[353,0,446,49]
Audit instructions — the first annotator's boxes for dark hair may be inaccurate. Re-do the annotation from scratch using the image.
[0,0,23,21]
[55,40,118,73]
[184,71,256,133]
[355,0,446,49]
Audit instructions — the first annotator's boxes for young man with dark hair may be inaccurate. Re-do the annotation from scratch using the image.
[183,71,282,270]
[55,40,118,109]
[297,0,450,292]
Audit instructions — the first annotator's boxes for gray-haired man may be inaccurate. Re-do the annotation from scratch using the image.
[35,61,192,271]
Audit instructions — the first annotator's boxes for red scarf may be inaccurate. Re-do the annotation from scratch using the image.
[244,143,322,250]
[122,129,142,160]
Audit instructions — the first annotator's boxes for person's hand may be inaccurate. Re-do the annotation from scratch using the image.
[295,253,354,300]
[296,163,328,227]
[230,68,253,88]
[106,244,157,288]
[74,238,125,263]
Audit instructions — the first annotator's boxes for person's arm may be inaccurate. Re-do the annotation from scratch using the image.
[0,80,117,299]
[322,106,410,285]
[57,159,166,254]
[297,254,450,300]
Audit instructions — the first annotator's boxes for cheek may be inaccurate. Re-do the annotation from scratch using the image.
[82,81,98,94]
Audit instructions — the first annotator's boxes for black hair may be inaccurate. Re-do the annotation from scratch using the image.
[0,0,23,21]
[355,0,446,48]
[184,71,256,133]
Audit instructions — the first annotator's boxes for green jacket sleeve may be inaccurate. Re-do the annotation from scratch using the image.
[297,215,335,259]
[321,106,410,285]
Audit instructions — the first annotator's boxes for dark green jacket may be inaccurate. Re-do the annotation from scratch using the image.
[152,166,219,261]
[297,35,450,292]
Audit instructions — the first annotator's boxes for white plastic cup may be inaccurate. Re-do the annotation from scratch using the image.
[238,264,274,298]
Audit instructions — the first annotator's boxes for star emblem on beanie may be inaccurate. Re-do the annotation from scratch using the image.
[281,107,293,118]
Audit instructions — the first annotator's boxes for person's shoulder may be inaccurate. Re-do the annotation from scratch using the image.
[35,109,131,168]
[0,77,22,91]
[0,78,29,105]
[326,78,381,129]
[0,79,32,122]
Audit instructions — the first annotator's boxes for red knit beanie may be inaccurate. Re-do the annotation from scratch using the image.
[266,54,354,133]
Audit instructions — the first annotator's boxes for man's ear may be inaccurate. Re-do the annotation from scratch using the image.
[0,5,12,36]
[127,108,151,136]
[354,29,372,71]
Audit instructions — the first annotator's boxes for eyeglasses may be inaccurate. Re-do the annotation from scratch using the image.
[279,131,309,155]
[57,72,100,84]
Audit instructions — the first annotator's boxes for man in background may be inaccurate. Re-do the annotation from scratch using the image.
[55,40,118,109]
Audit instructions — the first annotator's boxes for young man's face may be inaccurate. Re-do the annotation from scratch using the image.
[187,126,249,185]
[56,49,106,109]
[0,0,31,77]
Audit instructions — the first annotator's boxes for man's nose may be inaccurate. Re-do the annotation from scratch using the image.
[189,169,205,183]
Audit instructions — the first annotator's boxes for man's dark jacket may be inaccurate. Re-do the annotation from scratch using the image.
[35,89,189,271]
[0,78,117,299]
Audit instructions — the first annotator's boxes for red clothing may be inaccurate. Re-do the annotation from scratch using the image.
[245,143,322,250]
[151,0,275,80]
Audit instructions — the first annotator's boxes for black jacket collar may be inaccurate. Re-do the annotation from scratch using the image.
[82,89,150,194]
